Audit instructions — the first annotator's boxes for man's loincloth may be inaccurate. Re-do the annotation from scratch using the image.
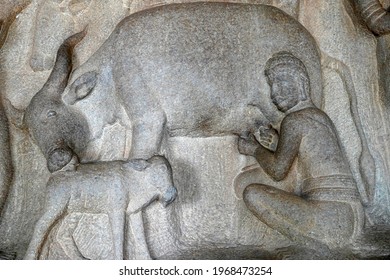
[301,175,364,240]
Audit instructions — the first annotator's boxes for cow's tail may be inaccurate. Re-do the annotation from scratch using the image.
[322,54,375,207]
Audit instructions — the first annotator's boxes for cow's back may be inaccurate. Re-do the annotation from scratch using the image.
[77,3,322,136]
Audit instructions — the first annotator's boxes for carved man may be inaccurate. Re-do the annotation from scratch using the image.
[238,52,364,248]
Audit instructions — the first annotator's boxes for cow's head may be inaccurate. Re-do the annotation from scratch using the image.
[24,30,96,173]
[146,156,177,207]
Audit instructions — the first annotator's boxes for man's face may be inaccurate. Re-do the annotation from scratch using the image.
[268,71,300,113]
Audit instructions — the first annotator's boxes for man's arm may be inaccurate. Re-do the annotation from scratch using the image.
[254,114,302,181]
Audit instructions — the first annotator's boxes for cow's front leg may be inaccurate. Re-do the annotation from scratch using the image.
[129,110,167,159]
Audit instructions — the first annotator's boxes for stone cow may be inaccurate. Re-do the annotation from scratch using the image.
[24,2,322,172]
[24,155,177,260]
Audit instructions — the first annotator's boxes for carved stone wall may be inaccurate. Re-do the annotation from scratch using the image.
[1,0,390,259]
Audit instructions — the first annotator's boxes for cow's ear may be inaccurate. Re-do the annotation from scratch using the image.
[64,71,98,105]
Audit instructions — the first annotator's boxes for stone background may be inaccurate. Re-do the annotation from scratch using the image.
[1,0,390,259]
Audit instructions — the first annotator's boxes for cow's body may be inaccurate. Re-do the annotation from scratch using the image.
[56,3,322,161]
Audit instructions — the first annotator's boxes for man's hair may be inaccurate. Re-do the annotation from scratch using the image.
[265,51,310,98]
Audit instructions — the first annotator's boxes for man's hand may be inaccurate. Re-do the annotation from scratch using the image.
[255,125,279,152]
[238,134,260,156]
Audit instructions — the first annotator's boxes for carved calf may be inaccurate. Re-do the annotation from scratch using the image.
[24,3,322,172]
[24,155,177,260]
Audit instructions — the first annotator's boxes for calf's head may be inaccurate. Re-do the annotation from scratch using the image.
[128,156,177,213]
[146,156,177,206]
[24,31,94,173]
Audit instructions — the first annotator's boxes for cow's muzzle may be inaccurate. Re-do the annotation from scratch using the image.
[47,146,74,173]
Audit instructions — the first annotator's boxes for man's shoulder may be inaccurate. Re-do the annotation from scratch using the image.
[283,107,327,127]
[280,111,304,130]
[287,107,325,119]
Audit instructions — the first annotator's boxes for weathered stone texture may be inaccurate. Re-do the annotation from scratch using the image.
[1,0,390,259]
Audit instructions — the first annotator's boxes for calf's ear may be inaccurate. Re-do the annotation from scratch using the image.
[129,159,151,171]
[63,71,98,105]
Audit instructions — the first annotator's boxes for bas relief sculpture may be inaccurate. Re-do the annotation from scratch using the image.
[1,0,390,260]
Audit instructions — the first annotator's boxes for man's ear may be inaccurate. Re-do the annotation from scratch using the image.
[299,75,309,101]
[63,71,98,105]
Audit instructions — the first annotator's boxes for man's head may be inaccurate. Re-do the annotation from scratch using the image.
[265,52,311,112]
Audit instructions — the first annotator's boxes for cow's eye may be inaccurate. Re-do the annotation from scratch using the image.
[47,110,57,118]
